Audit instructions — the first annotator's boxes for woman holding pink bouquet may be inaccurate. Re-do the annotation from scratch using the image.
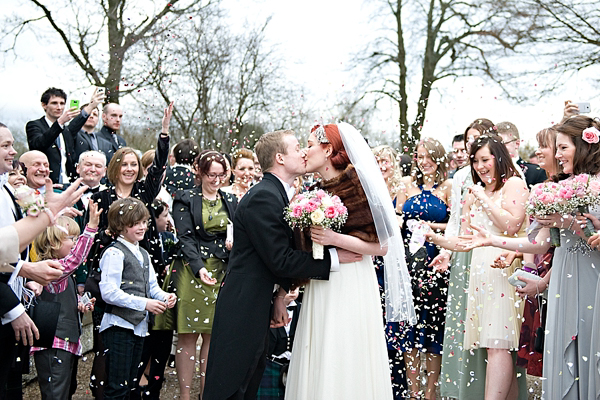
[459,116,600,399]
[285,123,415,400]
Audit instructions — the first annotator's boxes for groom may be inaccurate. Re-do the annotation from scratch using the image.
[203,130,361,400]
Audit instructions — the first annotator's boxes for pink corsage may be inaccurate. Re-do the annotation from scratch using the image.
[582,127,600,144]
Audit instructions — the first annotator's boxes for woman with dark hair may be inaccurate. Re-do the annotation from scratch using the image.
[463,116,600,399]
[396,138,451,399]
[171,149,237,400]
[86,103,173,399]
[428,134,528,399]
[285,123,414,400]
[433,118,497,399]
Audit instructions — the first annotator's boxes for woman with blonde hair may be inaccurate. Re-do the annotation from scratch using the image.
[396,137,451,399]
[221,148,256,199]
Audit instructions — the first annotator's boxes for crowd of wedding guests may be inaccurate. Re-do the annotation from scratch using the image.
[0,84,598,400]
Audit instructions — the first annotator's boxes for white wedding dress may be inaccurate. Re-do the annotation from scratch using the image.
[285,257,394,400]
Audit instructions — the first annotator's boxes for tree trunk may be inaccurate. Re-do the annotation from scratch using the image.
[106,0,125,103]
[395,2,410,151]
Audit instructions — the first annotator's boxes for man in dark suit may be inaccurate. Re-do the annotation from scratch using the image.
[74,103,113,163]
[164,138,198,196]
[98,103,127,163]
[25,87,106,183]
[497,121,547,189]
[203,130,362,400]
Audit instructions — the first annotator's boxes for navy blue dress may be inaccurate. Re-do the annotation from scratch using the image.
[399,185,449,354]
[374,198,408,399]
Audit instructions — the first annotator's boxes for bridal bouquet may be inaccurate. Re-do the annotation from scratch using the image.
[284,189,348,259]
[527,181,565,246]
[558,174,600,237]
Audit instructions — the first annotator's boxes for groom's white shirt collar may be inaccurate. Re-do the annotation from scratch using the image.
[271,173,296,201]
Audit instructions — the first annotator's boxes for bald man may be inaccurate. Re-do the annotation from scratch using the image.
[20,151,50,191]
[98,103,127,163]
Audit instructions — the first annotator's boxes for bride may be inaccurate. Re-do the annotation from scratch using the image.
[285,123,415,400]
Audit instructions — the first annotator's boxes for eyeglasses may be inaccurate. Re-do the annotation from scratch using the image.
[205,173,228,180]
[502,139,518,145]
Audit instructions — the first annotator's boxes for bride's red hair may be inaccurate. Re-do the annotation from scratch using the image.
[311,124,350,171]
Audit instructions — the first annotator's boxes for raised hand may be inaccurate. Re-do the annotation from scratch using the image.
[57,106,80,126]
[45,178,88,215]
[87,199,102,229]
[161,101,174,134]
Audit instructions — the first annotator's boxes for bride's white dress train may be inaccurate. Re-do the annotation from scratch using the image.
[285,257,393,400]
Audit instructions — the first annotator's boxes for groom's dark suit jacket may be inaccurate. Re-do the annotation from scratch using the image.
[26,114,87,183]
[203,173,332,400]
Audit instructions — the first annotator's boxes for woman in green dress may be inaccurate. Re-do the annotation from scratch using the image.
[172,150,238,400]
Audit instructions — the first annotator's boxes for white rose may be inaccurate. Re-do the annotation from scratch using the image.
[310,209,325,225]
[321,196,333,208]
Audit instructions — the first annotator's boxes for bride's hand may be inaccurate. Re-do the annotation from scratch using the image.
[311,226,338,247]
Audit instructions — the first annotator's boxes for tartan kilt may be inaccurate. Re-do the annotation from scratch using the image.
[257,359,286,400]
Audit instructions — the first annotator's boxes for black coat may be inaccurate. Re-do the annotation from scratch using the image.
[517,158,548,189]
[203,173,331,400]
[164,165,195,197]
[73,129,114,164]
[172,187,237,276]
[97,125,127,164]
[25,114,87,183]
[85,133,170,274]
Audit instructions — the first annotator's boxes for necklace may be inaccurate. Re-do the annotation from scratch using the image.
[205,195,220,221]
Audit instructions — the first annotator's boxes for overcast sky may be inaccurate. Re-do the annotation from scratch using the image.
[1,0,599,150]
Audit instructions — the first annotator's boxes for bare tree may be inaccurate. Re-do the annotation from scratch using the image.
[2,0,216,103]
[356,0,541,150]
[135,15,309,152]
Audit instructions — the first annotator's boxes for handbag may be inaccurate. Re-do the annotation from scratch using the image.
[28,299,61,348]
[534,297,546,353]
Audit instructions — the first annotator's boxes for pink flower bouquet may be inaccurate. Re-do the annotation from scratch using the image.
[559,174,600,237]
[284,189,348,259]
[527,181,565,246]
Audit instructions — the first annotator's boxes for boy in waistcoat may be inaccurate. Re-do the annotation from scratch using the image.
[99,198,176,400]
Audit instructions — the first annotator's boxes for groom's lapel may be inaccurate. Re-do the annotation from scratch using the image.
[263,173,290,206]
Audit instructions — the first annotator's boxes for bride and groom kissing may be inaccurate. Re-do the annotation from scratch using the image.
[204,124,414,400]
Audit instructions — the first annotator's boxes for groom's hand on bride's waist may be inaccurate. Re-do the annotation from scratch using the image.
[337,249,363,263]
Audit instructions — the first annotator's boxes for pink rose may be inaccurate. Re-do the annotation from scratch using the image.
[324,206,338,219]
[336,205,348,215]
[574,174,590,183]
[292,205,303,218]
[589,180,600,195]
[305,199,319,212]
[296,194,305,201]
[316,190,326,199]
[538,193,553,204]
[582,127,600,144]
